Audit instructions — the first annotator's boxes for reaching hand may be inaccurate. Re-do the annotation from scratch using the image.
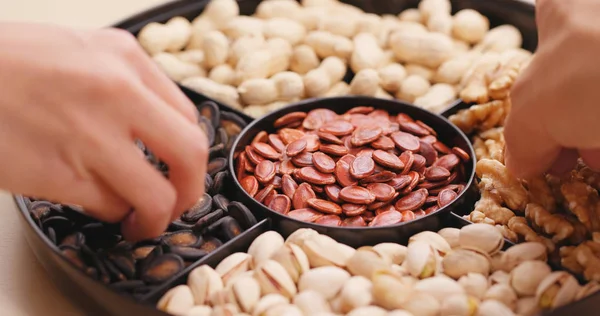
[0,22,208,242]
[504,0,600,178]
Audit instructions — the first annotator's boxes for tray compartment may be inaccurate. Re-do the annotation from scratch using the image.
[113,0,538,119]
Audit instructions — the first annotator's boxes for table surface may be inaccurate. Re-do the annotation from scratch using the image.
[0,0,534,315]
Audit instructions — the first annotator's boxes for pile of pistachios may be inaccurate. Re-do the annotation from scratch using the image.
[156,224,599,316]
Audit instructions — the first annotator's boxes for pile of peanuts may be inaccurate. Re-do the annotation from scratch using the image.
[447,39,600,285]
[157,226,600,316]
[135,0,529,117]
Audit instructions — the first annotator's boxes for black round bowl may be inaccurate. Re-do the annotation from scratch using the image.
[228,96,478,247]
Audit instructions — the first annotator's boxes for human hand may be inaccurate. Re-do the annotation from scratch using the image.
[0,22,208,242]
[504,0,600,178]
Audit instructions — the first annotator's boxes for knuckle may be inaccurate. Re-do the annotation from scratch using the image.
[74,65,134,100]
[105,73,136,95]
[105,28,144,58]
[188,132,210,167]
[156,185,177,214]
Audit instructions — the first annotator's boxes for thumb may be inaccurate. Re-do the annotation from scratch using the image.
[504,113,561,178]
[503,65,562,179]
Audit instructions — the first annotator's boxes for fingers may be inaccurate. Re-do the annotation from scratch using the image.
[129,85,208,220]
[87,136,177,242]
[133,54,199,125]
[580,148,600,171]
[41,174,131,224]
[503,62,562,179]
[92,28,199,124]
[547,148,579,176]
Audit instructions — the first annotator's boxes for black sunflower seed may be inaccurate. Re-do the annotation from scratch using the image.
[169,246,209,261]
[198,116,216,146]
[198,101,220,128]
[212,194,230,211]
[161,230,202,248]
[141,254,184,285]
[208,158,228,177]
[193,209,225,233]
[181,193,212,223]
[227,201,258,229]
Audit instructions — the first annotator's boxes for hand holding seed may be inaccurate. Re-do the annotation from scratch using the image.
[504,0,600,178]
[0,23,208,242]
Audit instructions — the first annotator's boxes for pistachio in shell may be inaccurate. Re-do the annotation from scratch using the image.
[262,304,303,316]
[391,263,409,276]
[373,243,407,265]
[576,281,600,301]
[252,294,289,316]
[476,300,516,316]
[185,305,212,316]
[337,276,373,313]
[440,293,478,316]
[484,284,517,311]
[302,234,352,268]
[489,270,510,286]
[157,285,194,316]
[346,306,388,316]
[292,290,332,315]
[188,265,224,305]
[443,248,491,279]
[255,260,297,299]
[388,310,416,316]
[459,224,504,256]
[224,270,255,289]
[535,271,580,309]
[346,246,391,279]
[226,275,261,313]
[247,231,285,268]
[214,252,251,285]
[458,273,489,300]
[405,241,441,279]
[298,266,350,300]
[516,297,541,316]
[402,292,440,316]
[372,270,413,310]
[210,304,239,316]
[490,251,505,273]
[409,231,452,256]
[208,289,229,307]
[510,261,552,297]
[437,227,460,249]
[270,243,310,283]
[414,276,465,303]
[500,242,547,272]
[285,228,319,248]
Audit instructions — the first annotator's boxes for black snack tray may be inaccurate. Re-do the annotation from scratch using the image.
[111,0,537,117]
[18,1,600,316]
[14,89,257,316]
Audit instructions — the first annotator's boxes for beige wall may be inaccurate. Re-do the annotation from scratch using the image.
[0,0,534,28]
[0,0,171,27]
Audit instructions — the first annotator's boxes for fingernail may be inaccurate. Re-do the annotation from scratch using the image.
[193,106,200,122]
[548,148,579,175]
[121,212,142,242]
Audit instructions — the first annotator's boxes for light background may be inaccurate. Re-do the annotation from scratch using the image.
[0,0,534,315]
